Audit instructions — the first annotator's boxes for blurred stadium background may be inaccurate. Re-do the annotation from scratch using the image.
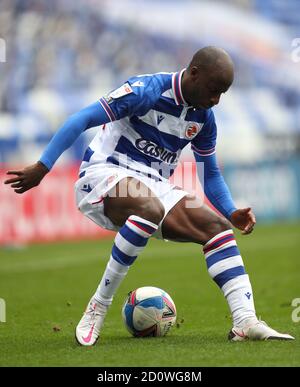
[1,0,300,245]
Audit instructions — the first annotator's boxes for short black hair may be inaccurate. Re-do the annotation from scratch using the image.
[188,46,233,72]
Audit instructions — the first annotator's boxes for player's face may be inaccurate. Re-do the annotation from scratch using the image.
[188,68,233,109]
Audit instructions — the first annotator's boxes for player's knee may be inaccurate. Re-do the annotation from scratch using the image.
[219,216,232,233]
[134,199,165,225]
[104,196,164,226]
[203,216,232,244]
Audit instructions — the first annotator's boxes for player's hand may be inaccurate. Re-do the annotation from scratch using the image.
[230,207,256,235]
[4,161,49,194]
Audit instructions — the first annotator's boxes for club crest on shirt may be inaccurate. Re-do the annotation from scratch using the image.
[185,122,203,139]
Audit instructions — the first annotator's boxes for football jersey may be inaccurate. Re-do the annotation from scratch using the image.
[80,70,217,180]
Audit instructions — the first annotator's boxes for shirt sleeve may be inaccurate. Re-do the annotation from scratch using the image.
[39,76,165,171]
[98,76,162,121]
[194,151,237,220]
[39,101,109,170]
[192,109,236,219]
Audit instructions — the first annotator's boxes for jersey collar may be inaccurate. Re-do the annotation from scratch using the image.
[172,69,189,106]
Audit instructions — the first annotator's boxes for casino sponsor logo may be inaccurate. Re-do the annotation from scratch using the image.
[135,138,178,164]
[185,122,203,139]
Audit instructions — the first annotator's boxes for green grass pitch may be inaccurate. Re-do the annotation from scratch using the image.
[0,222,299,367]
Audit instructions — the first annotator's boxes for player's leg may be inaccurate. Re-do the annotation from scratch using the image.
[92,177,164,308]
[161,194,294,341]
[162,194,257,328]
[76,177,164,346]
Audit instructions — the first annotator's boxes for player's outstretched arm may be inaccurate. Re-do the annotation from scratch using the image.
[4,101,110,194]
[4,161,49,194]
[194,151,256,235]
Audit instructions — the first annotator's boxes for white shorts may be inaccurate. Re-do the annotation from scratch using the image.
[74,164,189,239]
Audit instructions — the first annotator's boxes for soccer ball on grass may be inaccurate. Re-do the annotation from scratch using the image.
[122,286,177,337]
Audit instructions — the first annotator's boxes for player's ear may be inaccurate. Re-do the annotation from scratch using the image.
[190,66,199,77]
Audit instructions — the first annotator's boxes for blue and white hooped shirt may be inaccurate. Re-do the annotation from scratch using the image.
[80,70,217,180]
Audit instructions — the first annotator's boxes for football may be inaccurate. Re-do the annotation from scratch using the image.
[122,286,177,337]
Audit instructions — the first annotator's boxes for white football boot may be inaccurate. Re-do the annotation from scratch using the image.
[228,318,295,341]
[75,298,109,346]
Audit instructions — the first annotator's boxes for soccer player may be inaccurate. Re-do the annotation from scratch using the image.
[5,46,294,345]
